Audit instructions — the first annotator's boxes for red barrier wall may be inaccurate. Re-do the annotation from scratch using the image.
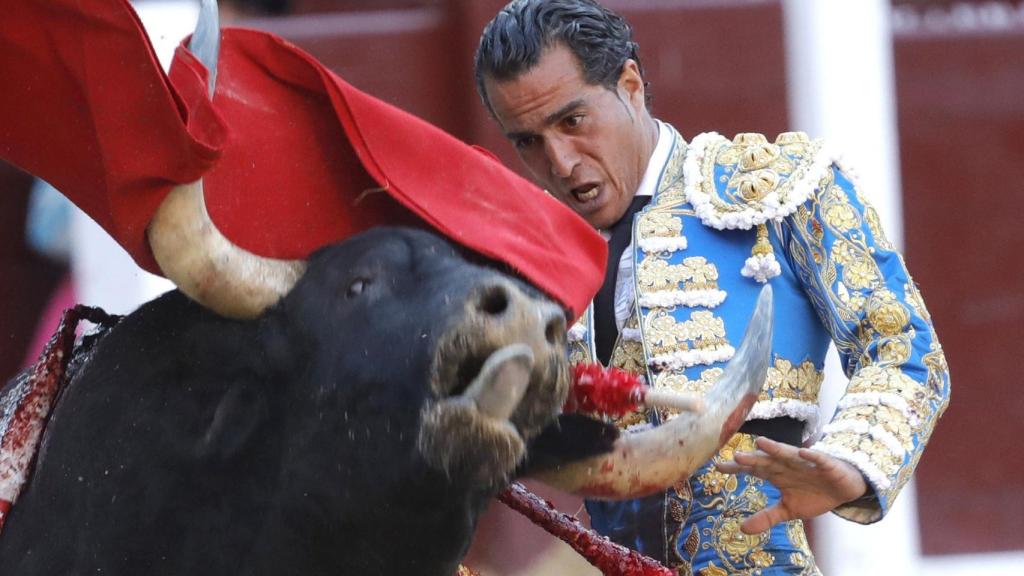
[253,0,788,180]
[895,22,1024,555]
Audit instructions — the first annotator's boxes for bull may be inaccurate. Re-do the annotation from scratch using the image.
[0,227,574,575]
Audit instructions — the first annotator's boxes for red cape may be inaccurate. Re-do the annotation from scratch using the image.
[0,0,605,318]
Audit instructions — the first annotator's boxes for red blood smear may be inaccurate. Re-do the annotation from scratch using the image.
[566,364,644,418]
[0,306,118,534]
[498,482,672,576]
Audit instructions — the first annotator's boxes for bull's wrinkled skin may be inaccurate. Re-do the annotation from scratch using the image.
[0,227,575,576]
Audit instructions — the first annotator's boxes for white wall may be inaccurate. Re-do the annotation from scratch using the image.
[781,1,920,574]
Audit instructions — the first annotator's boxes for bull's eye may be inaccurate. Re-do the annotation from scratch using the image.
[347,278,370,298]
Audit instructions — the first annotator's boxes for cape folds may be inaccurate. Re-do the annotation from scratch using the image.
[0,0,605,319]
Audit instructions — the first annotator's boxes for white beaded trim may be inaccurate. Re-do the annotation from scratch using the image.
[810,442,892,491]
[748,399,820,442]
[567,324,587,343]
[637,289,727,309]
[684,132,837,231]
[740,253,782,283]
[837,392,919,426]
[648,345,735,371]
[637,236,688,254]
[822,420,907,459]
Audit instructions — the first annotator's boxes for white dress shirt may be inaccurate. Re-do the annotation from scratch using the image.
[604,120,673,331]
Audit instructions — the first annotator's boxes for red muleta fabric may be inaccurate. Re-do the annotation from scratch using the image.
[0,0,606,319]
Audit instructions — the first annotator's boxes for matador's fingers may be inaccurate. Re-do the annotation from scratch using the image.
[714,460,750,474]
[797,447,834,468]
[740,504,791,535]
[731,449,770,467]
[755,436,800,459]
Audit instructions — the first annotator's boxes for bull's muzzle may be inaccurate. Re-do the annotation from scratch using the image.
[419,279,569,488]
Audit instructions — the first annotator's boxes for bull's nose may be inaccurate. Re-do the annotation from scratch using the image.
[472,281,566,349]
[541,306,566,346]
[475,284,511,317]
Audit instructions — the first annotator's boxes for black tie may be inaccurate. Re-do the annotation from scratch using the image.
[594,194,651,365]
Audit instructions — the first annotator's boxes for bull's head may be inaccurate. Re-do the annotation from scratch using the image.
[266,227,570,493]
[252,228,568,573]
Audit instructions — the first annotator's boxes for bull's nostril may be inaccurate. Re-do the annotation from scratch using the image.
[544,313,566,346]
[477,285,509,316]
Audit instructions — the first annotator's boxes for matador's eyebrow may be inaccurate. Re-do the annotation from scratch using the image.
[504,98,586,141]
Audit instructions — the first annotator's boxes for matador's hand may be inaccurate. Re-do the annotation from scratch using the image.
[714,436,869,535]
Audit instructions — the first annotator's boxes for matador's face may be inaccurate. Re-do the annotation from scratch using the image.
[484,44,652,231]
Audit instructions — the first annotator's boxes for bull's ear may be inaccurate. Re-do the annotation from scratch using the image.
[195,381,269,460]
[517,413,619,476]
[257,309,302,377]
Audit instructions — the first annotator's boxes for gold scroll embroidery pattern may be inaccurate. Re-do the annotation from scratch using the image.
[637,256,722,294]
[698,133,821,218]
[644,310,730,359]
[693,434,819,575]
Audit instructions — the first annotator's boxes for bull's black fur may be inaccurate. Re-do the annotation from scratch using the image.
[0,227,578,576]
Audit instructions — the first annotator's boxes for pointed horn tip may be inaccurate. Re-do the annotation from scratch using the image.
[755,283,774,315]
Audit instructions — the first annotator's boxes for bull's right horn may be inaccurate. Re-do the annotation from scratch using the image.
[533,285,774,498]
[147,0,306,319]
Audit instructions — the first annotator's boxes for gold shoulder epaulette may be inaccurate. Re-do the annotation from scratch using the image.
[683,131,832,231]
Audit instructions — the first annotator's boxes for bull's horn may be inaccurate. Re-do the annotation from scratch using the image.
[191,0,221,96]
[148,0,306,319]
[463,344,535,421]
[149,180,307,319]
[534,285,774,498]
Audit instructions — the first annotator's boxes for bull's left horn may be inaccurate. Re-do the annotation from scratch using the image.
[147,0,305,319]
[148,180,307,319]
[533,285,774,498]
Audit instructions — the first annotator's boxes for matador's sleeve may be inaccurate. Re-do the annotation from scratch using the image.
[779,159,950,524]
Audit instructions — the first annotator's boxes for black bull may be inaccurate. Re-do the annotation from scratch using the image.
[0,227,611,575]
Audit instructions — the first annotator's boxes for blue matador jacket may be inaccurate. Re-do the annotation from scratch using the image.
[567,125,950,529]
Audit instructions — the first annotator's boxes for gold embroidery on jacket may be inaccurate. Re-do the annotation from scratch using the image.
[654,358,822,411]
[696,133,819,220]
[652,139,689,208]
[923,345,950,398]
[864,203,895,251]
[763,358,824,403]
[644,310,730,357]
[684,433,820,575]
[637,256,722,294]
[610,310,651,428]
[904,280,932,324]
[638,210,684,240]
[655,368,725,396]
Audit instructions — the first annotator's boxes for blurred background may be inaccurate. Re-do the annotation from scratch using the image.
[1,0,1021,574]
